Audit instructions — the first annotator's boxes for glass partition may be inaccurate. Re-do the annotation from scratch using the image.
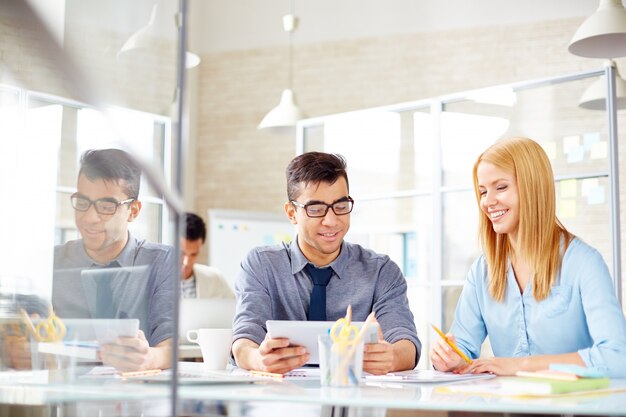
[0,0,182,413]
[299,68,620,369]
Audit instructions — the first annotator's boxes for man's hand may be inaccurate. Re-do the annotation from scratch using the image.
[232,335,309,374]
[99,330,171,371]
[363,321,394,375]
[362,318,416,374]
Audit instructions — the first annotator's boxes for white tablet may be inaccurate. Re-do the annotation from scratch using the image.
[266,320,379,364]
[62,318,140,344]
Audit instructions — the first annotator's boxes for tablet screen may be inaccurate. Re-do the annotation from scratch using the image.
[62,318,140,344]
[266,320,379,364]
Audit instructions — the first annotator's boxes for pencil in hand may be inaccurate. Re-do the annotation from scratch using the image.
[431,324,472,365]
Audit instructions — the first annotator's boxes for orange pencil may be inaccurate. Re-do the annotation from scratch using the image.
[431,324,472,365]
[119,369,162,378]
[250,370,285,379]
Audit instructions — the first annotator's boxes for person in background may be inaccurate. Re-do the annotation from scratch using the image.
[232,152,420,375]
[430,137,626,377]
[53,148,175,372]
[181,212,234,299]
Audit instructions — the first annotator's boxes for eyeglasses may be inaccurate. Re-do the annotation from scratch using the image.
[291,196,354,218]
[70,193,135,215]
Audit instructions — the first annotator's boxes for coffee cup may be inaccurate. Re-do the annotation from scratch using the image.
[186,328,233,370]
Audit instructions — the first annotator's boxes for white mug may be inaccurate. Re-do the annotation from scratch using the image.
[187,328,233,370]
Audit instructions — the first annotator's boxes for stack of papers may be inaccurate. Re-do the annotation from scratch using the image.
[438,364,614,397]
[365,370,495,383]
[502,364,610,395]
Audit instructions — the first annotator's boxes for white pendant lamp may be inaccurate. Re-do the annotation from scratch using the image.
[579,61,626,110]
[119,4,157,55]
[569,0,626,58]
[258,11,306,131]
[258,89,305,129]
[118,3,200,69]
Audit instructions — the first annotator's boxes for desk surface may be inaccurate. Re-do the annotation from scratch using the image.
[1,364,625,416]
[178,378,626,416]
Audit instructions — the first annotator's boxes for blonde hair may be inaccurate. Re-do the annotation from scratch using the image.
[472,137,572,302]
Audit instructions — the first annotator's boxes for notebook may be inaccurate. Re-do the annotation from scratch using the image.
[500,376,611,395]
[178,298,236,344]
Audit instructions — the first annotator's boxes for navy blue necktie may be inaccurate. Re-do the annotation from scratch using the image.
[94,263,116,319]
[306,264,333,321]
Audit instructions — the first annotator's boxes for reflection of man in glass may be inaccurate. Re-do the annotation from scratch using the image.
[53,149,175,371]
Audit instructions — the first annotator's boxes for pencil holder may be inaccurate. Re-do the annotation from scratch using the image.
[318,333,363,387]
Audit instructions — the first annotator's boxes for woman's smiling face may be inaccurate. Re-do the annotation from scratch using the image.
[476,161,520,242]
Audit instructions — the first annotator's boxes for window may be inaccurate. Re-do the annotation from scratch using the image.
[299,68,620,368]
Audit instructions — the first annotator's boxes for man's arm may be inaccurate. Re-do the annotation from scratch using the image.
[232,336,309,374]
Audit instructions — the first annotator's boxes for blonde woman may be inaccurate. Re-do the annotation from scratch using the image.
[430,137,626,377]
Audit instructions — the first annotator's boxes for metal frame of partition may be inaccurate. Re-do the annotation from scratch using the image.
[607,63,622,304]
[296,68,622,329]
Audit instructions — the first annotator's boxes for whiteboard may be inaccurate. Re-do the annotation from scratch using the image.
[208,209,295,290]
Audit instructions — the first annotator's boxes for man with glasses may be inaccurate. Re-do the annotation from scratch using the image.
[53,149,175,371]
[232,152,420,375]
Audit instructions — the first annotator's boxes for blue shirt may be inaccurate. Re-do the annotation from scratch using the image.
[233,238,421,365]
[53,233,176,346]
[451,237,626,377]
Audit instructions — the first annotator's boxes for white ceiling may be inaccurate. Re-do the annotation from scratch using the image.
[190,0,598,54]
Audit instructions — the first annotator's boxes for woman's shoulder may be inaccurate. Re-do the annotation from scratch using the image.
[564,236,604,262]
[466,254,489,283]
[562,236,609,276]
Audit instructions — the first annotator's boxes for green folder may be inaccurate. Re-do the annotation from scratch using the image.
[501,376,610,395]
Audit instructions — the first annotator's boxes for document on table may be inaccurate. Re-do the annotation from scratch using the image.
[364,369,496,383]
[83,364,254,384]
[231,366,321,380]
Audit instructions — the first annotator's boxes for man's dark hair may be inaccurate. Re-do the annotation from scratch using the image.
[286,152,349,201]
[184,212,207,243]
[79,149,141,199]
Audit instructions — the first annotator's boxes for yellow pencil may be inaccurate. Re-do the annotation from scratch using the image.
[250,370,285,379]
[430,324,472,365]
[119,369,162,378]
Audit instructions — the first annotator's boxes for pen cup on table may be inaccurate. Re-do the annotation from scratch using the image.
[318,333,363,387]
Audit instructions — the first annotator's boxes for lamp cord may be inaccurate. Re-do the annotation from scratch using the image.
[288,0,295,90]
[288,26,293,90]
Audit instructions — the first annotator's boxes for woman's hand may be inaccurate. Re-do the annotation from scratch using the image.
[464,357,524,376]
[429,333,467,372]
